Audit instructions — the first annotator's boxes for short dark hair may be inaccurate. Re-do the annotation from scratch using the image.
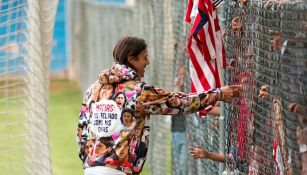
[98,84,115,101]
[120,108,134,124]
[113,36,147,68]
[98,136,115,148]
[114,91,126,102]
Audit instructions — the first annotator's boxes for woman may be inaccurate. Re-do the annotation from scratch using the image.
[77,36,241,175]
[120,109,137,142]
[114,92,127,110]
[99,84,114,101]
[120,109,136,130]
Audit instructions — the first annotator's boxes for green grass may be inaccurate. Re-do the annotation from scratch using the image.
[0,95,28,175]
[48,80,84,175]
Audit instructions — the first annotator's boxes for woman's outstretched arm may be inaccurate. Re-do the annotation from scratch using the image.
[134,84,241,115]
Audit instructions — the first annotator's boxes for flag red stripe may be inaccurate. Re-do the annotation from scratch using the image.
[188,37,212,90]
[185,0,194,22]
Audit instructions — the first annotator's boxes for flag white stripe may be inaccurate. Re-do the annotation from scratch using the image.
[191,38,216,88]
[215,30,224,86]
[208,11,218,63]
[203,23,216,60]
[189,60,206,92]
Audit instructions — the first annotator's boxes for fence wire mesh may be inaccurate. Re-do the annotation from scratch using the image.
[0,0,58,174]
[223,1,307,174]
[135,0,173,174]
[70,0,306,174]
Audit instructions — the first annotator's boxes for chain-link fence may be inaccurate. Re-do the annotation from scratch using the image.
[0,0,58,174]
[223,1,306,174]
[70,0,306,174]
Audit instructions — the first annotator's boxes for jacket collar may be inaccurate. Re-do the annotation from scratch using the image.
[98,63,140,84]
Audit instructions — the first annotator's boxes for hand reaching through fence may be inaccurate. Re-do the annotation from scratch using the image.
[219,85,242,103]
[228,59,236,78]
[189,146,225,163]
[200,85,242,111]
[231,17,241,32]
[258,85,268,99]
[269,30,284,52]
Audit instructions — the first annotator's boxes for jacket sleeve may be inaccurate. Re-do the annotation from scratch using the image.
[134,84,222,115]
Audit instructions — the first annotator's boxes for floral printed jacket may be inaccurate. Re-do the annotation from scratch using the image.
[77,63,220,174]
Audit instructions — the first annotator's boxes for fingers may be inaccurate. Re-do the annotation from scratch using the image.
[228,59,236,77]
[228,84,242,89]
[188,146,199,152]
[189,146,201,158]
[230,85,243,97]
[231,17,242,32]
[189,147,197,158]
[188,147,195,151]
[288,103,303,114]
[220,85,242,103]
[190,153,198,158]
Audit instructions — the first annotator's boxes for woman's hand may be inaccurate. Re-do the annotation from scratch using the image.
[189,146,208,159]
[219,85,242,103]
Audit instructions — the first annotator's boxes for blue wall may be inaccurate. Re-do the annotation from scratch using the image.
[51,0,67,72]
[0,0,27,74]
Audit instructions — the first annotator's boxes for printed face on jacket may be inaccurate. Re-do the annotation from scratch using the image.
[95,137,114,157]
[95,142,109,156]
[85,140,94,156]
[168,96,181,108]
[109,75,120,84]
[122,111,134,127]
[114,92,126,110]
[134,125,142,138]
[99,84,114,100]
[115,139,129,163]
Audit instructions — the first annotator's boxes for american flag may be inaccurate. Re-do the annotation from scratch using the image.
[185,0,226,93]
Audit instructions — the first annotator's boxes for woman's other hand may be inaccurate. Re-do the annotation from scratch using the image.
[220,85,242,103]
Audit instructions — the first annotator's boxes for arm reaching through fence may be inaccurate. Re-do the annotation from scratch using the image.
[134,85,242,116]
